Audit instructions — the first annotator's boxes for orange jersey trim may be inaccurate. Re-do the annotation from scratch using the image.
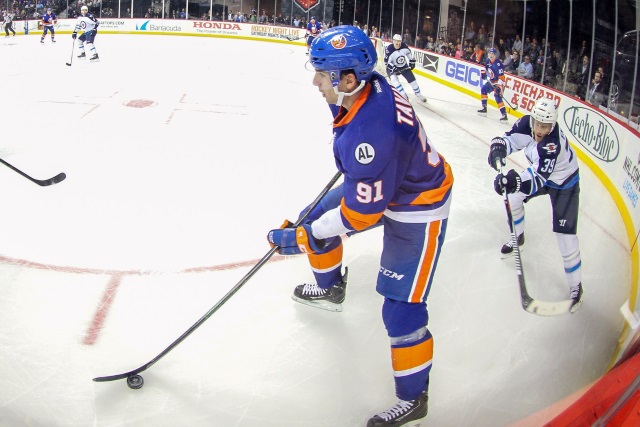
[334,83,372,128]
[340,198,384,231]
[407,161,453,206]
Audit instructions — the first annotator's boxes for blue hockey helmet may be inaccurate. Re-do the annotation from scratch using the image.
[488,47,498,55]
[309,25,377,87]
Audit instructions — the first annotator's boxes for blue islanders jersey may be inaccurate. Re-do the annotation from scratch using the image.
[485,57,505,87]
[503,116,579,193]
[307,21,322,36]
[42,13,57,26]
[312,72,453,239]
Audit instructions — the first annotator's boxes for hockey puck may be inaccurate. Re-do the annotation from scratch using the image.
[127,374,144,390]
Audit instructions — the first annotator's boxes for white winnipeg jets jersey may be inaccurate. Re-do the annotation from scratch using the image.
[503,116,579,193]
[384,43,414,70]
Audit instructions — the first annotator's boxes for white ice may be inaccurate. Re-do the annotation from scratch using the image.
[0,34,629,426]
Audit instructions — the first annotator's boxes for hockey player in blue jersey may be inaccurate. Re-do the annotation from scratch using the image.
[305,16,322,54]
[40,8,57,43]
[489,98,583,313]
[384,34,427,102]
[72,6,100,61]
[267,26,453,426]
[478,47,508,123]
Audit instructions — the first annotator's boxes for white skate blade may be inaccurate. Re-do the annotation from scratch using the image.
[291,295,343,312]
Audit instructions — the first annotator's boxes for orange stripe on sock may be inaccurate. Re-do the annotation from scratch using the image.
[391,337,434,372]
[308,241,343,272]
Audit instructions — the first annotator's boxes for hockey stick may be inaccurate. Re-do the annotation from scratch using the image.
[486,78,519,110]
[93,171,343,388]
[0,157,66,186]
[65,40,74,66]
[498,165,573,316]
[285,34,305,41]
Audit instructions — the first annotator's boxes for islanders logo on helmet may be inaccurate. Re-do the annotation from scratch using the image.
[331,34,347,49]
[309,25,377,86]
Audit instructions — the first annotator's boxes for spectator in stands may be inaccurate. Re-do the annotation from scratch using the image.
[512,34,523,55]
[522,36,532,56]
[586,70,607,106]
[402,28,413,46]
[517,55,534,79]
[575,55,590,99]
[470,43,485,63]
[464,24,476,43]
[504,49,520,74]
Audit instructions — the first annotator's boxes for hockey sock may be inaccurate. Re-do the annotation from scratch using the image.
[409,81,422,95]
[556,233,582,287]
[383,299,431,400]
[508,196,525,236]
[308,238,344,289]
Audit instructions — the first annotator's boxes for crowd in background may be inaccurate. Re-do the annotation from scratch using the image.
[0,2,629,115]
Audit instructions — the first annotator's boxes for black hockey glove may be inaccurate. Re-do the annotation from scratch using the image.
[72,32,77,39]
[481,69,487,80]
[386,63,398,76]
[488,137,508,170]
[494,170,521,195]
[409,59,416,70]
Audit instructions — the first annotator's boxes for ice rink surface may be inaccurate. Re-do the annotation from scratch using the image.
[0,34,630,426]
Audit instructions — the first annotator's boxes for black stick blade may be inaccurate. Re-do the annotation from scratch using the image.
[38,172,66,186]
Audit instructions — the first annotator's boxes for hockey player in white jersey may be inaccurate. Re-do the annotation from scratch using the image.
[488,98,583,313]
[72,6,100,61]
[384,34,427,102]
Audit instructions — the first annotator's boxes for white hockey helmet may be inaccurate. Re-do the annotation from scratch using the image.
[392,34,402,42]
[530,98,558,132]
[81,5,88,13]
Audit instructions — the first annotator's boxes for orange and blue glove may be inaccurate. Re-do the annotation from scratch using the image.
[268,223,326,255]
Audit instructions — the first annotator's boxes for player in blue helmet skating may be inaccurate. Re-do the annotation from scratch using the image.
[305,15,322,55]
[478,47,509,123]
[40,8,57,43]
[267,25,453,426]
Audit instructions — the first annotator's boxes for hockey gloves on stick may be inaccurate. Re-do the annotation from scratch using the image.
[481,69,487,81]
[488,137,508,171]
[268,223,326,255]
[72,32,77,39]
[494,170,521,195]
[409,59,416,70]
[386,63,398,76]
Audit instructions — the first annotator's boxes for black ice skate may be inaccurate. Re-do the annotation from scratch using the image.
[477,106,487,114]
[415,93,427,103]
[367,390,428,427]
[77,52,86,59]
[500,114,508,123]
[90,54,100,62]
[291,268,348,312]
[500,233,524,258]
[570,283,583,313]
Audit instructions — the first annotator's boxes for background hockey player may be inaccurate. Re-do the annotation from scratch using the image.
[305,16,322,55]
[3,10,15,37]
[267,26,453,426]
[72,6,100,62]
[478,47,508,122]
[40,8,57,43]
[488,98,583,313]
[384,34,427,102]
